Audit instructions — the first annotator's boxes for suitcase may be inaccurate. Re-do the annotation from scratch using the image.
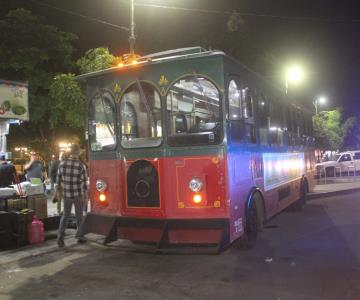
[10,210,35,247]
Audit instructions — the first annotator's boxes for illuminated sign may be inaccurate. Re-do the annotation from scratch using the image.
[263,152,305,191]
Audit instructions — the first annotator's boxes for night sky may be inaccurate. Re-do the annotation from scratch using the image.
[2,0,360,117]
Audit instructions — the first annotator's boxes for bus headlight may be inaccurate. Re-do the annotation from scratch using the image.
[96,179,107,192]
[188,178,203,192]
[193,194,203,204]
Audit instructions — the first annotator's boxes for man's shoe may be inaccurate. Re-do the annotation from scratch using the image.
[57,239,65,248]
[77,237,87,244]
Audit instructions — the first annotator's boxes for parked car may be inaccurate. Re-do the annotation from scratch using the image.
[316,151,360,177]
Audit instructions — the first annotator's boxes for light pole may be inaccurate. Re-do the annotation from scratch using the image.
[313,96,326,114]
[129,0,136,55]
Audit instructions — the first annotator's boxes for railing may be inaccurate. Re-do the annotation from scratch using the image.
[316,165,358,183]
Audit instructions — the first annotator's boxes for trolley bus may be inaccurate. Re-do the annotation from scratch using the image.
[78,47,315,253]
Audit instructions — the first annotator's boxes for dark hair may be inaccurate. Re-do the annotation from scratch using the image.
[69,144,81,155]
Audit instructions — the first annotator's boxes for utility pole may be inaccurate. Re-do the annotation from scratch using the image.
[129,0,136,55]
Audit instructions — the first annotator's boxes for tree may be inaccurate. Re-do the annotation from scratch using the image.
[0,9,77,159]
[48,47,118,137]
[76,47,118,74]
[313,109,356,151]
[49,74,85,131]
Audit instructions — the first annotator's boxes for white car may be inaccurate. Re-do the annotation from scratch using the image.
[316,151,360,177]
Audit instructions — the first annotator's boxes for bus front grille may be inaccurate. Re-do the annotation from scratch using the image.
[127,160,160,207]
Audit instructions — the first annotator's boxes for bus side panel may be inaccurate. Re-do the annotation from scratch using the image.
[227,147,256,242]
[89,159,123,215]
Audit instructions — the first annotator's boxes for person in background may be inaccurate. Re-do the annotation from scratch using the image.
[51,152,68,214]
[51,144,88,247]
[49,152,61,191]
[24,152,46,182]
[0,155,17,188]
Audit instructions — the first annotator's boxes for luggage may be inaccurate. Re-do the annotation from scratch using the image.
[0,211,14,250]
[10,210,34,247]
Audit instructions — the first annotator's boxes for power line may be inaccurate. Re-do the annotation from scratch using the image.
[133,2,360,23]
[31,0,130,32]
[31,0,360,34]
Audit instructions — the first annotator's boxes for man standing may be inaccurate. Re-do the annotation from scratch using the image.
[51,144,88,247]
[0,155,17,188]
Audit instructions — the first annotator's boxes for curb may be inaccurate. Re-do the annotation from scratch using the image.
[307,187,360,200]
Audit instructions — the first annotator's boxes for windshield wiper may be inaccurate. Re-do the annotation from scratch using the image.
[136,79,156,136]
[97,87,115,137]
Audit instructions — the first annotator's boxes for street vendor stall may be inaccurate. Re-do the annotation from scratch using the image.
[0,79,51,249]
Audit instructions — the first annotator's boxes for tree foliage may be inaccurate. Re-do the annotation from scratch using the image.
[0,9,78,158]
[48,47,118,135]
[0,9,77,123]
[49,73,85,130]
[313,109,356,151]
[76,47,117,74]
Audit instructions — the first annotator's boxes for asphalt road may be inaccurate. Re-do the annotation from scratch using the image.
[1,192,360,300]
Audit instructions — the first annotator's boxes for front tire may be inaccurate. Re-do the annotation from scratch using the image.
[239,197,259,249]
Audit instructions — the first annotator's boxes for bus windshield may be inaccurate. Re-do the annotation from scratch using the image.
[88,89,116,151]
[166,76,221,146]
[120,81,162,148]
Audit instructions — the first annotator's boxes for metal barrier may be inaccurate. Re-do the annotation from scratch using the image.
[347,166,356,176]
[316,165,358,182]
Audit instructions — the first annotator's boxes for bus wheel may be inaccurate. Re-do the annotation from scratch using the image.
[292,180,308,211]
[239,195,259,249]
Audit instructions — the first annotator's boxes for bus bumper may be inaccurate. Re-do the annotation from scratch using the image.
[78,213,230,253]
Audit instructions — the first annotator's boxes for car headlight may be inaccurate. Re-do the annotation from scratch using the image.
[96,179,107,192]
[188,178,203,192]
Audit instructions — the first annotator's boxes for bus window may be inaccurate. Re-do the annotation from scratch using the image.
[242,88,253,119]
[120,101,137,139]
[228,80,242,120]
[174,114,187,133]
[88,90,116,151]
[257,93,268,128]
[166,76,221,146]
[255,92,269,146]
[120,81,162,148]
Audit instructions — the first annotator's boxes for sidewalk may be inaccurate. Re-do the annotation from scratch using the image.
[308,176,360,199]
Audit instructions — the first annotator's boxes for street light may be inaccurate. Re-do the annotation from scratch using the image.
[313,96,326,114]
[285,65,305,94]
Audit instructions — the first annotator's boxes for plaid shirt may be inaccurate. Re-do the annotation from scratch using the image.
[56,158,88,199]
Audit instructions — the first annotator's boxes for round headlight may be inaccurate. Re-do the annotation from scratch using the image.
[188,178,203,192]
[96,179,107,192]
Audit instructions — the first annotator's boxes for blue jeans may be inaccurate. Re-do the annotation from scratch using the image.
[57,196,84,241]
